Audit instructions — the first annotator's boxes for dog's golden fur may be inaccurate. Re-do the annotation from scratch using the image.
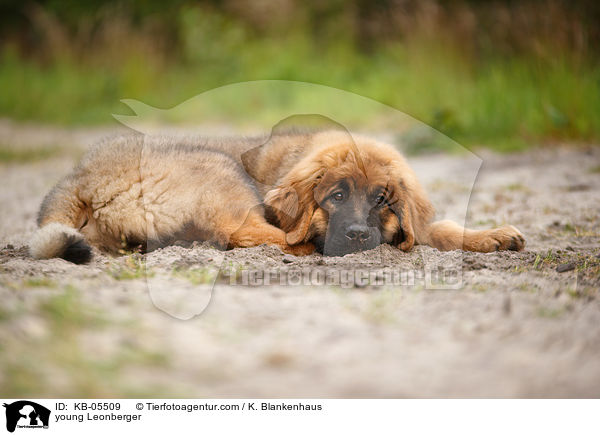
[31,129,524,263]
[258,130,524,254]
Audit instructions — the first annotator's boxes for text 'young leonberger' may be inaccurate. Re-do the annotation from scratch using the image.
[30,123,525,263]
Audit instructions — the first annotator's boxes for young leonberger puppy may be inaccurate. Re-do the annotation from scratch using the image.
[30,123,525,263]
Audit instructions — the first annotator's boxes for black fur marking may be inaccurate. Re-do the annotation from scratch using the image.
[311,234,326,254]
[62,239,92,264]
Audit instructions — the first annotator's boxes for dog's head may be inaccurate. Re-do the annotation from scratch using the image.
[264,131,434,256]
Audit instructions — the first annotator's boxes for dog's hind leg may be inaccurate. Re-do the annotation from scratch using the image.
[227,210,315,256]
[422,220,525,252]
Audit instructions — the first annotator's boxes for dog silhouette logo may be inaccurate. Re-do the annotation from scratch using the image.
[3,401,50,432]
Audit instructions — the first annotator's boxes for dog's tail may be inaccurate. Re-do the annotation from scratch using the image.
[29,177,92,264]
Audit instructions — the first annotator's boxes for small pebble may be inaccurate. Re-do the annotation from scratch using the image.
[567,184,590,192]
[556,262,576,273]
[282,255,295,264]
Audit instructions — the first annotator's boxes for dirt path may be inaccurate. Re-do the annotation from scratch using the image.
[1,122,599,397]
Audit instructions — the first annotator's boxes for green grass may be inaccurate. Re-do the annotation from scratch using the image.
[0,144,65,163]
[172,267,219,285]
[536,307,564,319]
[532,250,558,270]
[109,255,153,280]
[40,285,107,330]
[23,277,57,288]
[516,283,537,293]
[505,183,531,192]
[1,276,58,290]
[0,285,174,397]
[1,33,599,151]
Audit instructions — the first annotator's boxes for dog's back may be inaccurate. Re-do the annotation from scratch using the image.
[31,134,271,261]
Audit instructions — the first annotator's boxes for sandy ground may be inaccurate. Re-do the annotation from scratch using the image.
[0,121,599,398]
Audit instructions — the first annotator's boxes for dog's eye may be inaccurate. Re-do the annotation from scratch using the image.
[331,191,345,202]
[375,194,386,206]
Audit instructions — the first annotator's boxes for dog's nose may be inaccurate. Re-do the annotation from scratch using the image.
[345,224,371,242]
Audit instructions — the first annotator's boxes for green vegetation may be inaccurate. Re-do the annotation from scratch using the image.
[0,144,66,163]
[505,183,531,193]
[536,306,564,319]
[0,285,174,397]
[0,1,599,151]
[550,222,600,238]
[22,277,58,288]
[40,284,107,330]
[512,249,599,277]
[172,267,219,285]
[533,250,558,270]
[109,254,153,280]
[516,283,538,293]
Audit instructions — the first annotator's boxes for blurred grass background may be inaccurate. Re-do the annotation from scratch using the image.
[0,0,599,151]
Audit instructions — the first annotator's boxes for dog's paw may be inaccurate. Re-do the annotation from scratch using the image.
[283,242,316,256]
[480,225,525,252]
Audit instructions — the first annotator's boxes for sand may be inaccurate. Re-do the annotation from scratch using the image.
[0,122,598,397]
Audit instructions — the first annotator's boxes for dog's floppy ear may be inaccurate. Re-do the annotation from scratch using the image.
[264,187,315,245]
[264,158,325,245]
[388,163,434,251]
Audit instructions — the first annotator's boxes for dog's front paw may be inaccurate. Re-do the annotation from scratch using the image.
[480,225,525,252]
[283,242,316,256]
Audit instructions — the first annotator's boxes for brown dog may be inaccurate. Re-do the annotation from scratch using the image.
[30,127,524,262]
